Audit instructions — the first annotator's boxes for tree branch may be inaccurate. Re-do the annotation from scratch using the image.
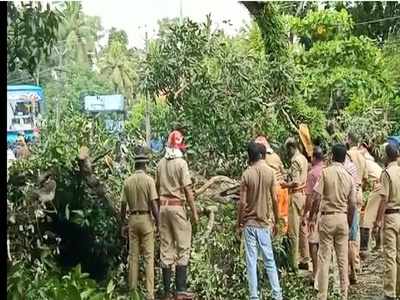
[280,108,299,132]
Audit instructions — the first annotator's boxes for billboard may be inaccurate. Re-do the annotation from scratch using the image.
[83,95,125,112]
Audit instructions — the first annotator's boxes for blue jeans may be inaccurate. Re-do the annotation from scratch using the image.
[349,210,359,241]
[244,226,283,300]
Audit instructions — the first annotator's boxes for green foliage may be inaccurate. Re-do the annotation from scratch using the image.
[144,18,298,176]
[242,2,288,61]
[7,261,142,300]
[290,9,353,43]
[57,2,102,65]
[98,30,140,104]
[7,109,122,280]
[43,63,113,116]
[347,1,400,43]
[290,10,397,144]
[7,2,62,75]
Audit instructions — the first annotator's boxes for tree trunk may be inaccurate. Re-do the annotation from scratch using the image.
[240,1,287,60]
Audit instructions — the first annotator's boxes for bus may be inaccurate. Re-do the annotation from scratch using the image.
[7,85,44,144]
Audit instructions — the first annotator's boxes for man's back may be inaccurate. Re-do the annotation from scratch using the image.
[265,152,284,183]
[156,157,192,201]
[316,162,354,213]
[241,160,276,227]
[381,161,400,209]
[123,170,157,211]
[348,147,368,184]
[291,150,308,187]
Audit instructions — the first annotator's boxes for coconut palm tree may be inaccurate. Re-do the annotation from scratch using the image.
[98,32,139,105]
[58,2,101,65]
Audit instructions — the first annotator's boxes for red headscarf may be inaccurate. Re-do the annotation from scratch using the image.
[167,130,187,150]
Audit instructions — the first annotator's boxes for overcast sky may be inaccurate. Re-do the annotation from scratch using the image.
[81,0,251,49]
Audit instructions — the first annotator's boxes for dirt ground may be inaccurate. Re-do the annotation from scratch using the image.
[349,248,384,300]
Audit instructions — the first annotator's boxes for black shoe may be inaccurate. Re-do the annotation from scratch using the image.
[298,262,309,270]
[360,227,370,258]
[176,265,188,293]
[162,267,172,297]
[349,274,357,285]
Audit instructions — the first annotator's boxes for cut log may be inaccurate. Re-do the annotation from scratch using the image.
[195,175,237,196]
[78,146,113,209]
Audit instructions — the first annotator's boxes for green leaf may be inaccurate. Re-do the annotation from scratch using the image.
[65,204,70,220]
[106,279,115,294]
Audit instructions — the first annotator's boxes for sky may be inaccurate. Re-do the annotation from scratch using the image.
[81,0,251,49]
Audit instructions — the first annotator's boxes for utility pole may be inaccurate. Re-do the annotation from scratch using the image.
[36,68,40,85]
[179,0,183,24]
[144,27,151,147]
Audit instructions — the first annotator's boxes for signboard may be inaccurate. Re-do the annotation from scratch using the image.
[7,90,43,103]
[83,95,125,112]
[105,119,124,133]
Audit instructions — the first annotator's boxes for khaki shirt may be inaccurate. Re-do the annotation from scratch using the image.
[240,160,276,227]
[314,162,356,213]
[121,170,158,211]
[156,157,192,201]
[379,161,400,209]
[365,159,382,182]
[348,147,368,185]
[289,150,308,189]
[15,145,30,159]
[265,152,285,183]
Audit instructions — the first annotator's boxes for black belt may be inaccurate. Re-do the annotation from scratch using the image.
[385,208,400,215]
[321,211,345,216]
[129,210,150,216]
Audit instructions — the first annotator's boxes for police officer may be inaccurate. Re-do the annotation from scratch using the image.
[156,130,199,300]
[374,143,400,300]
[120,151,159,300]
[309,144,356,300]
[302,146,324,281]
[15,135,30,159]
[255,135,289,233]
[282,137,309,270]
[346,133,368,275]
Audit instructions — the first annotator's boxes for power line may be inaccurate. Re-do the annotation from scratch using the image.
[7,68,54,84]
[353,15,400,26]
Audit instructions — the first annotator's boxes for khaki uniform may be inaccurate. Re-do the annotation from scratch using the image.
[156,157,192,267]
[15,144,30,159]
[314,162,356,300]
[348,147,368,272]
[306,161,324,244]
[265,152,285,184]
[379,161,400,298]
[361,159,383,228]
[265,151,289,232]
[121,170,158,299]
[287,150,309,267]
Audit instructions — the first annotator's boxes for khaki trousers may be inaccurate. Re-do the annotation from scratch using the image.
[361,184,382,228]
[288,191,308,267]
[160,206,192,267]
[317,214,349,300]
[383,213,400,298]
[349,190,363,274]
[128,214,155,300]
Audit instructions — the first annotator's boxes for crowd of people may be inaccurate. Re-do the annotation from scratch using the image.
[118,129,399,300]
